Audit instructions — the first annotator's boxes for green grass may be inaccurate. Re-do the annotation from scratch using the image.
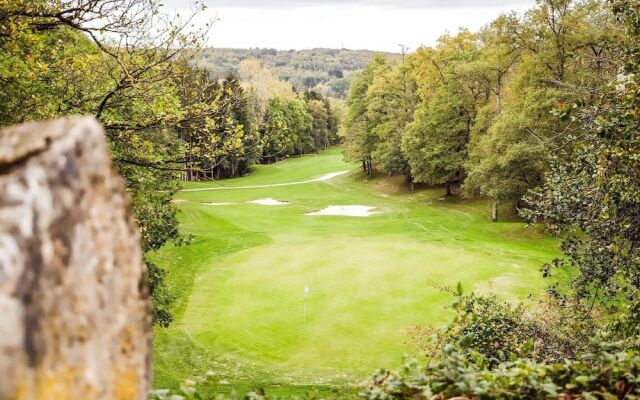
[150,147,561,397]
[179,151,353,189]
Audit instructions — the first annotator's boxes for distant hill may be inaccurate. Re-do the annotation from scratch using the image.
[194,48,399,99]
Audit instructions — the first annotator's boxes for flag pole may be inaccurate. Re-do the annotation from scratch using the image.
[303,285,309,327]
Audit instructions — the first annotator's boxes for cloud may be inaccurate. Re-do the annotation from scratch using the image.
[167,0,532,9]
[165,0,535,51]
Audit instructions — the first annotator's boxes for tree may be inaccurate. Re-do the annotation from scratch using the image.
[366,62,418,177]
[404,30,483,195]
[326,98,341,144]
[261,97,313,162]
[220,75,261,177]
[403,83,471,196]
[176,71,259,181]
[238,58,295,117]
[522,0,640,332]
[283,98,314,155]
[465,0,620,221]
[302,90,340,151]
[0,0,211,326]
[342,55,390,176]
[306,99,331,150]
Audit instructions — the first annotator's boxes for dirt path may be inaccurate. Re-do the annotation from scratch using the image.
[179,170,351,192]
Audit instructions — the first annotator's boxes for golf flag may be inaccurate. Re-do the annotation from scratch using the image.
[303,286,310,325]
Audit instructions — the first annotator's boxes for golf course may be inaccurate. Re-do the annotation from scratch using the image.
[10,0,640,397]
[150,147,560,396]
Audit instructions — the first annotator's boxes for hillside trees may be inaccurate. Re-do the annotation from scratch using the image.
[282,99,315,156]
[220,75,262,177]
[304,90,340,150]
[342,55,419,178]
[343,0,623,219]
[199,48,394,98]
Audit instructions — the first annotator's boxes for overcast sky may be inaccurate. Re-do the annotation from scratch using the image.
[170,0,535,52]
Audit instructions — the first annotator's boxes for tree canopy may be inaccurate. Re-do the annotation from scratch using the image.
[342,0,622,220]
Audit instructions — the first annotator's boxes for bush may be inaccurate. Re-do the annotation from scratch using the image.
[411,291,597,367]
[361,289,640,400]
[361,348,640,400]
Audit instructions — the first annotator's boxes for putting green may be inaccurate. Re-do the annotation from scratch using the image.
[151,148,561,395]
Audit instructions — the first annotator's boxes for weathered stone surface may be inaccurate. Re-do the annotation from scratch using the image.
[0,117,152,400]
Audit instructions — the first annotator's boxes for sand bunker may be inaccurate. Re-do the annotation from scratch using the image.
[247,198,290,206]
[203,202,233,206]
[171,199,187,203]
[306,205,381,217]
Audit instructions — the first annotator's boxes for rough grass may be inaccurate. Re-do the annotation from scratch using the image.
[150,148,562,397]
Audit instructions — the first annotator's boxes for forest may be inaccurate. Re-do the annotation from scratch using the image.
[343,0,623,220]
[2,0,640,398]
[196,48,397,98]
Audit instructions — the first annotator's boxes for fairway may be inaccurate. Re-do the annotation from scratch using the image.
[151,148,559,395]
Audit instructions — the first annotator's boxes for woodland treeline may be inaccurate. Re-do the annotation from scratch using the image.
[343,0,624,221]
[0,0,339,326]
[178,64,340,181]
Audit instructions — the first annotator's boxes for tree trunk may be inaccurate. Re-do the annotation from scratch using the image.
[187,130,194,181]
[0,117,151,399]
[492,201,499,223]
[446,182,452,196]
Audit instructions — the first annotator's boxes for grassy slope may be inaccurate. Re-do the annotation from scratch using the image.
[150,148,561,397]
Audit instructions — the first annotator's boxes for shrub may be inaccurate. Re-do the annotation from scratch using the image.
[410,292,597,366]
[361,348,640,400]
